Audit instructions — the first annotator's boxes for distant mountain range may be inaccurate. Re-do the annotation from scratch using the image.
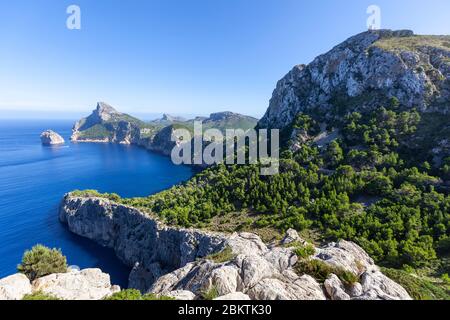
[71,102,258,156]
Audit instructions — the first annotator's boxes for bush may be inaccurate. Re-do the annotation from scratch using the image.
[204,246,236,263]
[17,245,68,281]
[22,291,59,300]
[295,259,358,285]
[201,286,220,300]
[381,268,450,300]
[293,244,316,259]
[295,259,334,283]
[105,289,143,300]
[105,289,174,300]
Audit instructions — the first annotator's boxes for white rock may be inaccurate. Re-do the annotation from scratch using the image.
[32,268,120,300]
[357,268,412,300]
[40,130,65,145]
[314,240,374,275]
[0,273,32,300]
[215,292,251,300]
[166,290,196,300]
[208,265,242,295]
[324,274,351,300]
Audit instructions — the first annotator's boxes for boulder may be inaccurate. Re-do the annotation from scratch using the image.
[32,268,120,300]
[215,292,251,300]
[324,274,351,300]
[166,290,196,300]
[0,273,32,300]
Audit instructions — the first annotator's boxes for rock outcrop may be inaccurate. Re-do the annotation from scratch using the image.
[0,274,32,300]
[32,268,120,300]
[40,130,65,145]
[0,268,119,300]
[259,30,450,131]
[59,195,412,300]
[59,195,227,293]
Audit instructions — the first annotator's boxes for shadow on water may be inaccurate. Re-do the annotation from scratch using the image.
[62,225,131,288]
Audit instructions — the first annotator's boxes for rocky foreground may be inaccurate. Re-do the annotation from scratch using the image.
[56,194,412,300]
[0,268,119,300]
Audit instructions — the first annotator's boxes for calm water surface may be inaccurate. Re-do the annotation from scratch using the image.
[0,119,193,287]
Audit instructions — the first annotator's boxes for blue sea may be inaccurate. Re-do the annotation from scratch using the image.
[0,119,193,287]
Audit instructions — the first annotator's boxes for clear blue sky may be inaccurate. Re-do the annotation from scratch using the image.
[1,0,449,118]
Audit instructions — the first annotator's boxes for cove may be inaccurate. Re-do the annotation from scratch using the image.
[0,119,193,287]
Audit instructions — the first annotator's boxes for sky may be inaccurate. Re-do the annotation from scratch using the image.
[0,0,449,119]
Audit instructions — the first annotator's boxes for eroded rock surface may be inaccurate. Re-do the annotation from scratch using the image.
[59,195,412,300]
[40,130,65,145]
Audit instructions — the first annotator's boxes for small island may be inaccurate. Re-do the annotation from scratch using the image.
[40,130,65,146]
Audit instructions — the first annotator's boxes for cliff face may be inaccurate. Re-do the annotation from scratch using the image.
[59,195,412,300]
[59,195,226,292]
[259,30,450,130]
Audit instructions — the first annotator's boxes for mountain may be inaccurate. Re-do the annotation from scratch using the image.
[71,102,258,156]
[259,30,449,130]
[64,30,450,300]
[71,102,150,143]
[258,29,450,167]
[150,114,188,125]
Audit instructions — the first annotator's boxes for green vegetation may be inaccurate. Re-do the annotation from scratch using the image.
[204,246,236,263]
[71,189,121,202]
[294,259,359,286]
[201,286,220,300]
[77,124,112,140]
[373,35,450,52]
[381,267,450,300]
[293,243,316,259]
[17,245,68,281]
[22,291,60,300]
[105,289,174,300]
[71,102,449,299]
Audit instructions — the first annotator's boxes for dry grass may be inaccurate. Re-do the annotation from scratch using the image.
[373,35,450,52]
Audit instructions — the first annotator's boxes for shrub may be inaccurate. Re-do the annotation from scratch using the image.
[204,246,236,263]
[295,259,334,283]
[22,291,59,300]
[105,289,174,300]
[295,259,358,285]
[293,244,316,259]
[105,289,143,300]
[17,245,68,281]
[381,267,450,300]
[201,286,220,300]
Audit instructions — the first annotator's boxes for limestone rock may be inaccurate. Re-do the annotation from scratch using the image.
[166,290,195,300]
[60,196,413,300]
[324,274,350,300]
[357,268,412,300]
[40,130,65,145]
[215,292,251,300]
[32,268,120,300]
[0,273,32,300]
[314,240,374,275]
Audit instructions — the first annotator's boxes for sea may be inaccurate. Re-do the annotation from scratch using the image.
[0,119,193,287]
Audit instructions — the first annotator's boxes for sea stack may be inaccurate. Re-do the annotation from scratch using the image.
[40,130,65,146]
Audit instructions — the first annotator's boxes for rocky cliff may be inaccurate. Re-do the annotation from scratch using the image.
[259,30,450,130]
[59,194,412,300]
[71,102,258,157]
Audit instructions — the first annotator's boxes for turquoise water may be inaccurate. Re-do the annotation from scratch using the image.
[0,119,193,287]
